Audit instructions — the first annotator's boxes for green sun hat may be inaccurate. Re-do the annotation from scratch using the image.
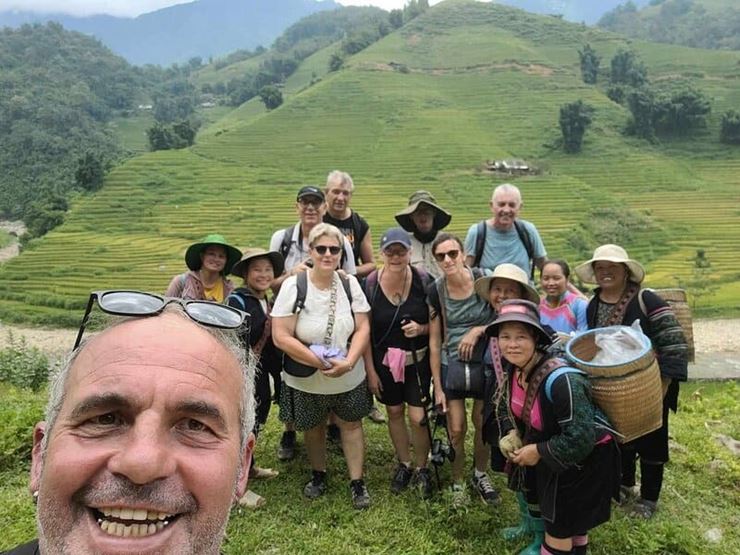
[184,234,242,275]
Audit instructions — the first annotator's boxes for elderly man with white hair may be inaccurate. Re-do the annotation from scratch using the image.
[5,291,256,555]
[464,183,547,280]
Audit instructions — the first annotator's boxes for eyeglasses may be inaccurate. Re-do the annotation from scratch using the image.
[312,245,342,256]
[298,198,323,208]
[433,249,460,263]
[73,290,247,350]
[383,247,409,258]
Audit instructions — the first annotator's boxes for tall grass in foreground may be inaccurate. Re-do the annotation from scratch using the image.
[1,381,737,554]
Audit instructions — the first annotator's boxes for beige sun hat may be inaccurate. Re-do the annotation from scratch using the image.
[394,190,452,232]
[230,247,285,278]
[474,263,540,304]
[575,244,645,284]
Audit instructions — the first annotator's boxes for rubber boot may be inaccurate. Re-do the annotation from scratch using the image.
[502,491,531,541]
[518,515,544,555]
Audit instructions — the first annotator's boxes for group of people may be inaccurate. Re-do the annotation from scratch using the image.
[8,174,688,555]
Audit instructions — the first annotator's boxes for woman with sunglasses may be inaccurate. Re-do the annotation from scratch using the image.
[363,228,434,498]
[427,232,498,505]
[165,233,242,302]
[226,248,285,508]
[271,223,373,510]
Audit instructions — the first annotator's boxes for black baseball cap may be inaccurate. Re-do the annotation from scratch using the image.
[296,185,325,202]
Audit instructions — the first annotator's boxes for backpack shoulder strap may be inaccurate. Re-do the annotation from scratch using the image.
[473,220,486,268]
[293,271,308,314]
[364,269,380,306]
[544,366,586,403]
[226,293,246,311]
[338,273,354,314]
[279,225,295,260]
[513,220,535,280]
[434,276,449,349]
[522,358,568,429]
[637,288,652,317]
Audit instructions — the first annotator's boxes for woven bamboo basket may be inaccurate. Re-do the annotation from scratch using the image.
[653,288,695,362]
[566,328,663,443]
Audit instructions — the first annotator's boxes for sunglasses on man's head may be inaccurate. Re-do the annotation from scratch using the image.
[433,249,460,263]
[73,290,247,350]
[312,245,342,256]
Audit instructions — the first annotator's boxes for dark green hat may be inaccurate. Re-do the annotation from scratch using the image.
[395,190,452,233]
[184,234,242,275]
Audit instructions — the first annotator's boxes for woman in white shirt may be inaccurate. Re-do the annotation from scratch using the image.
[271,223,372,510]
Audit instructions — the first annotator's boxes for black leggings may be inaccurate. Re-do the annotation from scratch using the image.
[254,360,282,432]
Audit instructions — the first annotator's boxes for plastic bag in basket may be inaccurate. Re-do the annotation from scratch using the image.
[591,321,646,365]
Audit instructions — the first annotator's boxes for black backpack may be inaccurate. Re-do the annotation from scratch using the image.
[292,270,354,315]
[472,220,535,280]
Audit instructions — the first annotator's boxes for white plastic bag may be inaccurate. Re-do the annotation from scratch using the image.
[591,321,647,365]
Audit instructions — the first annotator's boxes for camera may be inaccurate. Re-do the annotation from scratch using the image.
[430,437,456,467]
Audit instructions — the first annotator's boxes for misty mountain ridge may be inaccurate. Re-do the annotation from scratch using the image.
[0,0,339,66]
[495,0,652,23]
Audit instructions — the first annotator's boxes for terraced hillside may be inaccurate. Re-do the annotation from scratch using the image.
[1,0,739,326]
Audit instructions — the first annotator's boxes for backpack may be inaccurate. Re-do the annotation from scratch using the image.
[472,220,535,280]
[363,265,431,307]
[293,270,353,315]
[637,288,695,362]
[279,224,348,270]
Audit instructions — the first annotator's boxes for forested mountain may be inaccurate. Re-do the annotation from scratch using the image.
[0,0,338,66]
[0,24,144,234]
[598,0,740,50]
[496,0,651,23]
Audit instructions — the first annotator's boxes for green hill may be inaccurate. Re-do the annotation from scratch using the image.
[599,0,740,50]
[1,0,739,326]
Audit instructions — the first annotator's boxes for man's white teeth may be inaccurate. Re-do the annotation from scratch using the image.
[99,507,173,521]
[98,520,168,537]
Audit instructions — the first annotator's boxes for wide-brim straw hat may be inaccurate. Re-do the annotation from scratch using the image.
[486,299,551,346]
[474,263,540,304]
[575,244,645,284]
[395,190,452,232]
[230,248,285,278]
[185,234,242,274]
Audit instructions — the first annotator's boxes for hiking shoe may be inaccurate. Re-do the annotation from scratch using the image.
[249,466,279,480]
[237,489,265,509]
[618,484,639,505]
[350,479,371,510]
[414,467,434,499]
[327,423,341,444]
[449,482,469,508]
[471,472,501,506]
[303,470,327,499]
[367,405,386,424]
[390,463,414,494]
[630,498,657,519]
[277,430,296,461]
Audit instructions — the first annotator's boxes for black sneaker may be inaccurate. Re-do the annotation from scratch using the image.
[327,423,341,444]
[277,430,296,461]
[390,463,414,494]
[470,472,500,506]
[303,470,327,499]
[350,479,371,510]
[414,467,434,499]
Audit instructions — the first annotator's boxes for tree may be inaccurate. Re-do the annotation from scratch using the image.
[559,100,593,153]
[389,9,404,29]
[329,53,344,72]
[259,85,283,110]
[74,152,107,192]
[578,43,601,84]
[626,87,658,140]
[655,87,711,135]
[147,123,174,151]
[720,110,740,144]
[610,49,647,87]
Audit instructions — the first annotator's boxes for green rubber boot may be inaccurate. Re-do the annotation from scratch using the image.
[518,515,544,555]
[502,492,531,541]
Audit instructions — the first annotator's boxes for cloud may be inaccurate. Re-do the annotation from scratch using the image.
[0,0,193,17]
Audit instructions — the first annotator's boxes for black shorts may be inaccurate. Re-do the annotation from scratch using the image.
[441,363,485,400]
[375,354,432,408]
[279,380,373,432]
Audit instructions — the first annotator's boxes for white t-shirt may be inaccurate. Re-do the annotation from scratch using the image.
[271,272,370,394]
[269,223,357,274]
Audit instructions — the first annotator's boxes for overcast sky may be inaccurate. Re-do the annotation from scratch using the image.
[0,0,443,17]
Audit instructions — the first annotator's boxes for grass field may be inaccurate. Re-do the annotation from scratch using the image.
[0,230,12,250]
[1,380,738,554]
[0,0,739,326]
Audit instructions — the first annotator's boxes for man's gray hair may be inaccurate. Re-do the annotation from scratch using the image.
[491,183,522,205]
[42,306,256,454]
[325,170,354,192]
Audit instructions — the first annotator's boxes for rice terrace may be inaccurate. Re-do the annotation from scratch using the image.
[0,0,739,554]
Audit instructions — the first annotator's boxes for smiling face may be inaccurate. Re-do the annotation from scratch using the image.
[309,233,343,273]
[325,179,352,218]
[381,243,411,274]
[31,313,251,555]
[410,206,435,234]
[245,257,275,294]
[540,262,568,300]
[489,191,521,230]
[488,277,524,312]
[593,261,628,295]
[433,238,464,277]
[296,195,326,228]
[497,321,537,368]
[200,245,227,273]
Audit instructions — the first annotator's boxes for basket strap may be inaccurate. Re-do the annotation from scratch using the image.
[602,282,640,327]
[522,358,567,430]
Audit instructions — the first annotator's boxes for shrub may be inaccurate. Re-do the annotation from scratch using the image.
[0,332,50,391]
[559,100,593,153]
[720,110,740,144]
[0,384,44,473]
